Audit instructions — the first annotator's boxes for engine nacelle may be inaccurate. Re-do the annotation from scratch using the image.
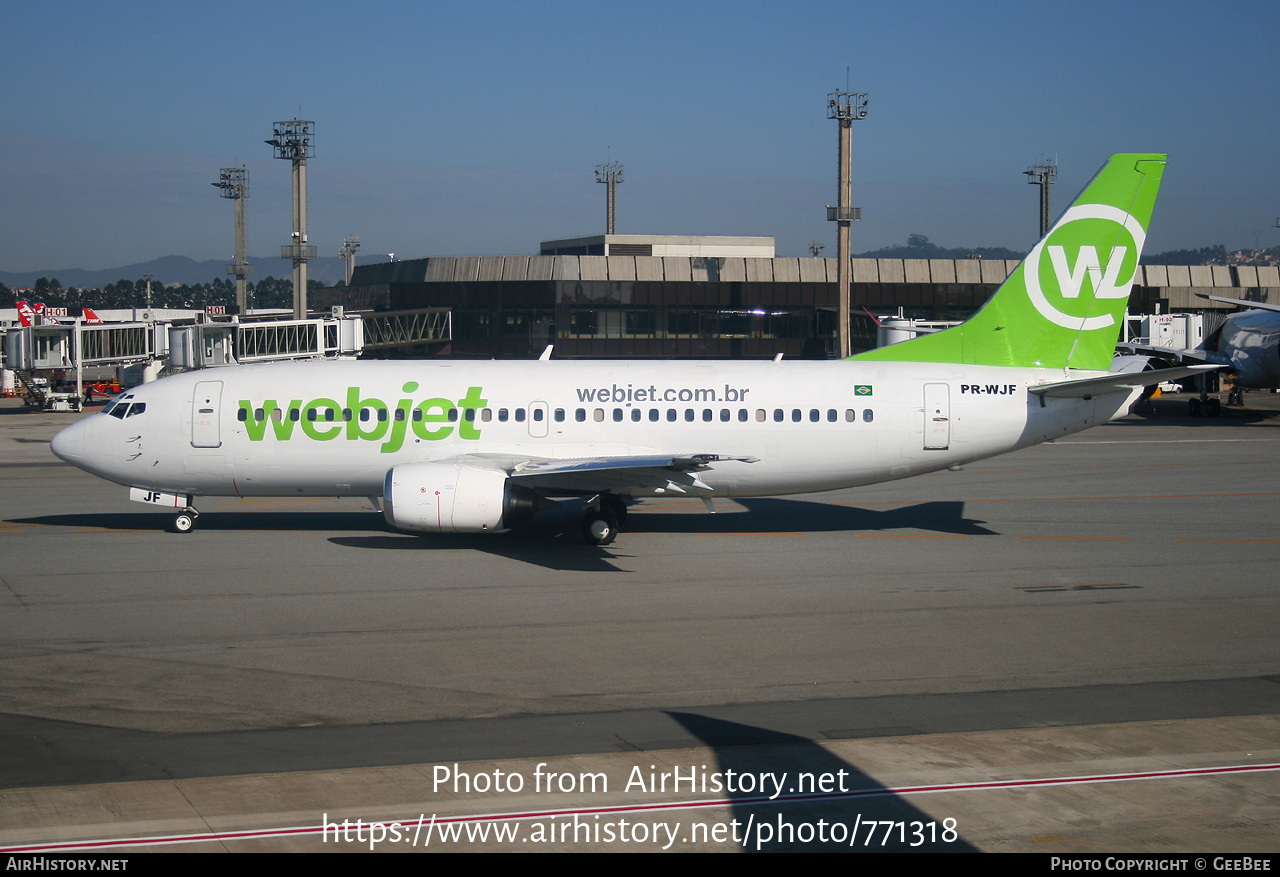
[383,462,538,534]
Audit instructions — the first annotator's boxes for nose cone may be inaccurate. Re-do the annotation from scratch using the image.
[51,419,88,463]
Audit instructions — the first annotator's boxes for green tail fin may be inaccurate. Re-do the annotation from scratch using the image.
[849,153,1165,370]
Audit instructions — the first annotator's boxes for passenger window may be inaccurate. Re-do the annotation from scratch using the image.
[359,408,371,422]
[447,409,459,422]
[237,408,248,422]
[756,409,766,422]
[613,408,623,422]
[254,407,265,421]
[631,409,641,422]
[594,408,604,422]
[809,409,820,422]
[464,409,475,422]
[324,408,335,422]
[307,408,317,422]
[702,409,713,422]
[554,408,565,422]
[575,408,586,422]
[379,409,389,422]
[845,409,856,422]
[684,409,695,422]
[271,408,283,423]
[738,409,748,422]
[667,409,677,422]
[773,409,784,422]
[394,408,405,422]
[290,408,300,422]
[827,409,837,422]
[412,409,423,422]
[649,409,659,422]
[720,409,730,422]
[863,409,874,422]
[498,408,509,422]
[481,409,491,422]
[342,408,353,422]
[791,409,802,423]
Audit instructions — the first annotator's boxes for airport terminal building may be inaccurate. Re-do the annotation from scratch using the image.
[316,235,1280,359]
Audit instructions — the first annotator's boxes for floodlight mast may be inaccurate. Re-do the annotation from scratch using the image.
[266,120,316,318]
[340,236,361,285]
[1025,161,1058,238]
[827,89,867,359]
[212,167,254,314]
[595,162,624,235]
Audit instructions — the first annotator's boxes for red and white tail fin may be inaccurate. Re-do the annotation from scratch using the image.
[16,301,40,327]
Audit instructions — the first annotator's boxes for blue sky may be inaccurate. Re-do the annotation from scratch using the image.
[3,0,1278,273]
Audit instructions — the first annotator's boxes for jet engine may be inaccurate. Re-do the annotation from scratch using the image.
[382,462,541,534]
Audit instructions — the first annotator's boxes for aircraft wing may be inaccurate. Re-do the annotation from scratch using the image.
[453,452,758,495]
[1030,364,1221,398]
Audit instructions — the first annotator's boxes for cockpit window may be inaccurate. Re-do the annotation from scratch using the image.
[101,398,121,416]
[107,402,127,419]
[124,402,146,418]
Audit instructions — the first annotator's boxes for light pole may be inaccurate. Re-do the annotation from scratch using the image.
[827,89,867,358]
[266,120,316,319]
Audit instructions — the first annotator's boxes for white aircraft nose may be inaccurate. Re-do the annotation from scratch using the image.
[51,419,88,463]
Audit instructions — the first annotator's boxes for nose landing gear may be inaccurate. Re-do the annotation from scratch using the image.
[173,507,199,533]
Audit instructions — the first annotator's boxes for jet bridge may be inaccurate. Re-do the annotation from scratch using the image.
[4,308,450,410]
[358,307,451,354]
[5,321,163,410]
[168,309,364,368]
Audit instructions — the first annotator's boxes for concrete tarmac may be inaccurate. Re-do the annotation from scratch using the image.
[1,391,1278,852]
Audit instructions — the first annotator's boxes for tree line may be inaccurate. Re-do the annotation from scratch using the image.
[1,276,323,312]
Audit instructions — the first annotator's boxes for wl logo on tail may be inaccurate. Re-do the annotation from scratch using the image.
[1024,204,1145,331]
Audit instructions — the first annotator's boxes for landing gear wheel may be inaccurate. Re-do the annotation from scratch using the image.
[174,512,196,533]
[582,510,619,546]
[1205,398,1221,417]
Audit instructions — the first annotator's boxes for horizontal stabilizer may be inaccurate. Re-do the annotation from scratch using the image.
[1196,293,1280,314]
[1029,364,1220,398]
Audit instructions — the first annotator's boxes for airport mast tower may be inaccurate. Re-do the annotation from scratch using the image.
[340,236,361,285]
[827,88,867,358]
[595,161,624,235]
[212,167,254,314]
[266,120,316,319]
[1025,161,1057,238]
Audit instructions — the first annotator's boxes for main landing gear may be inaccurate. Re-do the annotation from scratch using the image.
[581,494,628,546]
[1188,397,1221,417]
[173,507,199,533]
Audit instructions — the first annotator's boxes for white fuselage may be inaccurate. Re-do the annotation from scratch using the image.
[51,359,1136,502]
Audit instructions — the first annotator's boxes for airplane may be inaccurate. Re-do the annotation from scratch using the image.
[1116,293,1280,414]
[1201,295,1280,397]
[16,302,103,327]
[51,153,1214,544]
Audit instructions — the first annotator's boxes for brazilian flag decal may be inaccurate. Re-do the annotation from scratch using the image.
[854,385,873,396]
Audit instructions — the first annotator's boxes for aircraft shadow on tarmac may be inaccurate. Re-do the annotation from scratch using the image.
[12,499,995,572]
[667,712,977,852]
[324,498,997,571]
[1123,396,1280,425]
[8,510,386,533]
